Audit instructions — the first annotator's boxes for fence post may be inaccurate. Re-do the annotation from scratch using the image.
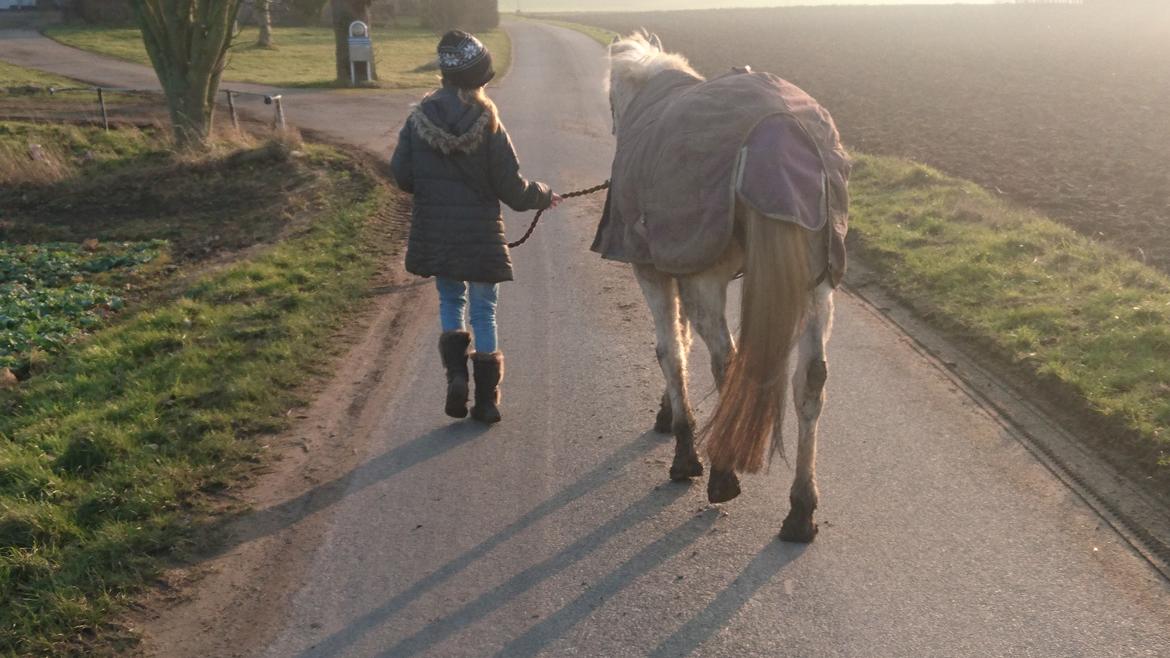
[97,87,109,131]
[225,90,239,132]
[272,95,286,132]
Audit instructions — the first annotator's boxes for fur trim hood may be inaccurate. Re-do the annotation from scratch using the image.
[410,90,494,155]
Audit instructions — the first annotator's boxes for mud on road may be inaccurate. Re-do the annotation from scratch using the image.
[558,5,1170,269]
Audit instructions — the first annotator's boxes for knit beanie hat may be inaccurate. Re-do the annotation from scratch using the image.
[438,30,495,89]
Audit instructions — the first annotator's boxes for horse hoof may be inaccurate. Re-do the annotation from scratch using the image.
[706,469,741,503]
[779,515,818,543]
[669,453,704,481]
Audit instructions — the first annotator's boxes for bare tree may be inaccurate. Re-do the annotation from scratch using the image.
[130,0,243,147]
[420,0,460,31]
[257,0,274,48]
[467,0,498,30]
[421,0,498,32]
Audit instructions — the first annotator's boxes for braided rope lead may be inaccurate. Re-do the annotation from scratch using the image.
[507,180,612,249]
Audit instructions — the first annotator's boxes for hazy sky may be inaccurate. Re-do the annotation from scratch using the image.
[504,0,1000,11]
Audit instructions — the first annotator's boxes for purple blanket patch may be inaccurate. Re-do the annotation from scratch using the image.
[738,114,826,231]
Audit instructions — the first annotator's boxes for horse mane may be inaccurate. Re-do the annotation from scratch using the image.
[607,31,703,94]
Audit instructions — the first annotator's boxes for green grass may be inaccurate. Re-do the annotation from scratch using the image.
[0,129,398,653]
[850,155,1170,480]
[0,121,165,185]
[1,241,165,375]
[44,22,512,89]
[0,61,105,112]
[0,60,75,89]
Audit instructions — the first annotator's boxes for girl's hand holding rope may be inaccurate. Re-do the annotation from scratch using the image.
[507,181,610,249]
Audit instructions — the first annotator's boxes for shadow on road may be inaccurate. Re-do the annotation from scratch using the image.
[196,421,491,563]
[490,509,721,658]
[373,486,703,658]
[294,430,671,658]
[647,540,808,658]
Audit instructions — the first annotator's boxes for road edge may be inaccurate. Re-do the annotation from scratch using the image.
[846,259,1170,583]
[130,248,431,657]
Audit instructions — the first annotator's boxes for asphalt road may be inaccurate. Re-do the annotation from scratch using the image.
[4,19,1170,658]
[259,21,1170,657]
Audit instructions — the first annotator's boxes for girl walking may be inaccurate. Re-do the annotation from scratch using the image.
[391,30,561,423]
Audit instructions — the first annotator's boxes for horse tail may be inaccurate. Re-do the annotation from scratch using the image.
[704,204,811,474]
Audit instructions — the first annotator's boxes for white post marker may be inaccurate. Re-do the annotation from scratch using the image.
[348,21,373,86]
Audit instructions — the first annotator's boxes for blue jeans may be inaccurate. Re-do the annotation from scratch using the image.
[436,277,500,353]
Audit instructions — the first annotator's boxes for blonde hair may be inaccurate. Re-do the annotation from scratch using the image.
[456,85,500,133]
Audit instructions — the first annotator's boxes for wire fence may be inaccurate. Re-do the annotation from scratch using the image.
[0,83,290,133]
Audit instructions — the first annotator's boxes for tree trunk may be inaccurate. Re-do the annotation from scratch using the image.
[258,0,274,48]
[131,0,242,148]
[422,0,459,32]
[332,0,376,84]
[467,0,498,30]
[422,0,498,32]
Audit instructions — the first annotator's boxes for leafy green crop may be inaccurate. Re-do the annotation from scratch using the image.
[0,241,163,372]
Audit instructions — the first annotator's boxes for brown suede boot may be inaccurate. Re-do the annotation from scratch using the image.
[470,352,504,424]
[439,331,471,418]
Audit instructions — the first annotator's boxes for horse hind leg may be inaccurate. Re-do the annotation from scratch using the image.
[679,258,742,503]
[634,265,703,481]
[779,283,834,543]
[678,248,739,390]
[655,308,691,434]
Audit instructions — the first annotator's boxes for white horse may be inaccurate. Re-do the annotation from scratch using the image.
[606,33,837,542]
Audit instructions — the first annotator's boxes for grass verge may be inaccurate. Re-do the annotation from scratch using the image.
[44,20,511,89]
[0,125,404,654]
[0,60,74,89]
[0,121,163,184]
[1,240,165,376]
[850,155,1170,485]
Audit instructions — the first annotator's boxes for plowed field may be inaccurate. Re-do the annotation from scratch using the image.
[557,5,1170,269]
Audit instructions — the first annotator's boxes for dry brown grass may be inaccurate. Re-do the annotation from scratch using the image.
[0,138,71,184]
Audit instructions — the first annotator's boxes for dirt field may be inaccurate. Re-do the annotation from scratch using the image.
[557,5,1170,269]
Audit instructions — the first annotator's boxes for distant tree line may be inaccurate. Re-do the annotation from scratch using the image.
[64,0,135,23]
[419,0,498,31]
[65,0,497,29]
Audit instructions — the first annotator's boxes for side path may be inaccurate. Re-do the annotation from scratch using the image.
[0,28,417,155]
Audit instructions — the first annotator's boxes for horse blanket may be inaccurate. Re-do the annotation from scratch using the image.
[592,68,851,286]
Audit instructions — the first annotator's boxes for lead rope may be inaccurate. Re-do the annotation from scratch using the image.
[507,180,611,248]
